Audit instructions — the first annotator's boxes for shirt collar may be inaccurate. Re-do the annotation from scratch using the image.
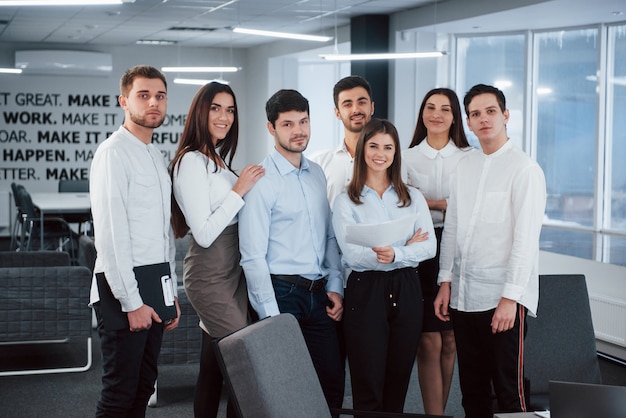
[332,141,350,155]
[270,147,309,175]
[484,139,513,158]
[362,183,395,197]
[417,138,458,159]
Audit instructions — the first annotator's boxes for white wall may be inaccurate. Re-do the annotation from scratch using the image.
[0,44,248,194]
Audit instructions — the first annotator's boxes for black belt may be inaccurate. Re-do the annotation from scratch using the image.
[270,274,327,292]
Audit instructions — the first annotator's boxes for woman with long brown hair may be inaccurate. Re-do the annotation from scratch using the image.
[402,87,474,415]
[332,118,436,415]
[170,82,264,418]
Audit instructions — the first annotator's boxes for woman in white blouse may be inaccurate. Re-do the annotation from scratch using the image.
[169,82,264,418]
[402,87,473,416]
[332,118,436,414]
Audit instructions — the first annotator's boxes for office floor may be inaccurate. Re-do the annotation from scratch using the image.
[1,333,625,418]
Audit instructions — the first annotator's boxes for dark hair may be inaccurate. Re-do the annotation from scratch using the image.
[463,84,506,117]
[169,82,239,238]
[409,87,469,149]
[265,89,309,128]
[332,75,373,108]
[347,118,411,208]
[119,65,167,97]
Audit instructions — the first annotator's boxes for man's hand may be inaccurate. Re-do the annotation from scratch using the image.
[127,304,160,332]
[434,282,451,322]
[491,298,517,334]
[326,291,344,322]
[164,297,181,331]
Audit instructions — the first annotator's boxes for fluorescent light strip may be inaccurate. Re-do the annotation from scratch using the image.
[0,0,125,5]
[162,66,238,73]
[0,68,22,74]
[233,27,332,42]
[320,51,446,61]
[174,78,229,86]
[137,40,177,45]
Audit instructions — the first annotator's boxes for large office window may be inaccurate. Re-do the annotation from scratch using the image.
[606,25,626,265]
[535,28,598,229]
[456,34,525,149]
[456,24,626,267]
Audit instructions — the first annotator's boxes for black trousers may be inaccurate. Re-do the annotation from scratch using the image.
[94,303,163,418]
[194,330,237,418]
[343,267,422,415]
[451,305,528,418]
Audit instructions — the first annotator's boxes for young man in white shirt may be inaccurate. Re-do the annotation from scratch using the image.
[311,75,375,208]
[309,76,375,366]
[434,84,547,418]
[89,65,180,417]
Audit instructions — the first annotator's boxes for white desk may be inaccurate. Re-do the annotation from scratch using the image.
[30,192,91,247]
[494,413,545,417]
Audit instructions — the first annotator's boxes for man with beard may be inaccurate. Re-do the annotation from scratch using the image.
[89,65,180,417]
[311,75,375,207]
[239,89,345,412]
[310,76,375,365]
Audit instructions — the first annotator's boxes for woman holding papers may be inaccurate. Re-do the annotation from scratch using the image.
[170,82,264,418]
[402,88,474,416]
[332,118,436,414]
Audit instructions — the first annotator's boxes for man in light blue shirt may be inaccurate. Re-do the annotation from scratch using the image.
[239,89,345,411]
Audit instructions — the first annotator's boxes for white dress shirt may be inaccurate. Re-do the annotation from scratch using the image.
[310,143,354,208]
[89,126,177,312]
[402,140,475,227]
[332,185,437,272]
[438,140,546,316]
[172,151,244,248]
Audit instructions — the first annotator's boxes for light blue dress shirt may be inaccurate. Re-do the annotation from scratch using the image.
[332,185,437,272]
[239,148,344,319]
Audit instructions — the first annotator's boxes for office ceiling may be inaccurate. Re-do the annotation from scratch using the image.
[0,0,624,49]
[0,0,435,48]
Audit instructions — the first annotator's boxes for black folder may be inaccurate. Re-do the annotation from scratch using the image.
[96,262,177,331]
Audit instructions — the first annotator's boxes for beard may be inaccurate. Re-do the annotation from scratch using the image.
[127,109,165,129]
[277,135,309,153]
[343,113,369,133]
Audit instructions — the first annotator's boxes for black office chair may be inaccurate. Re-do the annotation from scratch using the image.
[524,274,602,410]
[9,183,25,251]
[58,179,92,235]
[14,184,76,258]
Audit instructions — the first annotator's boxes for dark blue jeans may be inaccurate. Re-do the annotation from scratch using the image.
[272,278,345,410]
[94,303,163,418]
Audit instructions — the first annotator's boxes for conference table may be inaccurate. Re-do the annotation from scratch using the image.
[30,192,91,248]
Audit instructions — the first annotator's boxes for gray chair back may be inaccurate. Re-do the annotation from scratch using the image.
[216,314,331,418]
[0,251,71,268]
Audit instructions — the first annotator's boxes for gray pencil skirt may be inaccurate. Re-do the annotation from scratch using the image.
[183,223,249,338]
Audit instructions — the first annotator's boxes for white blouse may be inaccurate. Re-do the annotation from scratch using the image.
[402,140,474,227]
[172,150,244,248]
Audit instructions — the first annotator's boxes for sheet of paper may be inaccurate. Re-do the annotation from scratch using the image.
[344,214,418,248]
